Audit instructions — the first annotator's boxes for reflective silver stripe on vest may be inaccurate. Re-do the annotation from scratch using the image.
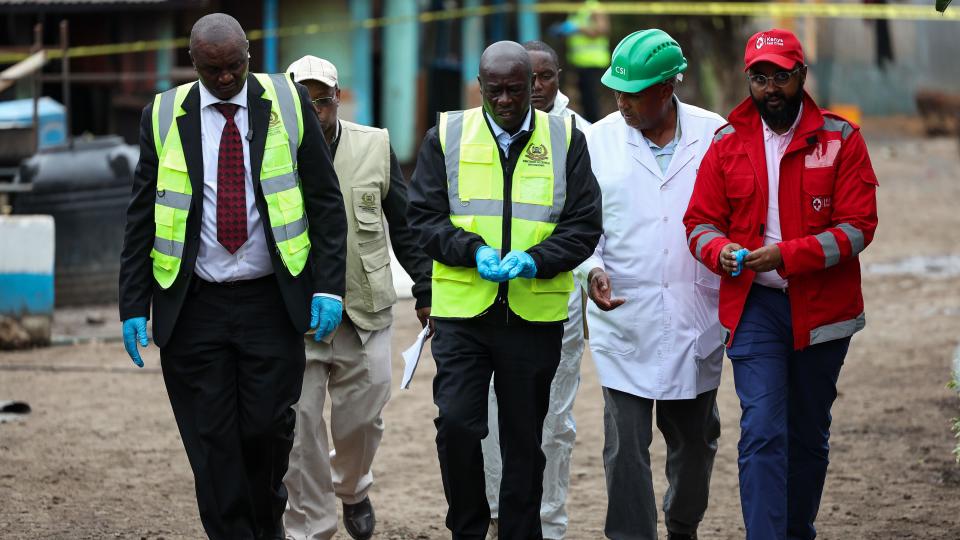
[443,111,464,205]
[269,73,300,169]
[815,230,840,268]
[444,110,567,223]
[157,87,178,147]
[155,189,191,211]
[809,312,865,346]
[836,223,865,255]
[153,237,184,258]
[273,215,308,243]
[547,114,568,222]
[260,171,299,196]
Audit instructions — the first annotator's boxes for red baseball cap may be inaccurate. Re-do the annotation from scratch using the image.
[744,28,805,72]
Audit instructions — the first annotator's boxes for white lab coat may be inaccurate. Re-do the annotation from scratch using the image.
[577,102,726,400]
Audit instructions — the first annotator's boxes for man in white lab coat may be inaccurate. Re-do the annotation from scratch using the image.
[579,30,725,540]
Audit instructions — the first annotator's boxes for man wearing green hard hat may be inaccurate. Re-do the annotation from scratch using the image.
[577,29,726,540]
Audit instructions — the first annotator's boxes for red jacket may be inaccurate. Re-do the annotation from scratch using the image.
[683,92,879,350]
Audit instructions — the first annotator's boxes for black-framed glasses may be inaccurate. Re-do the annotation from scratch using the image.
[747,66,804,89]
[311,96,336,108]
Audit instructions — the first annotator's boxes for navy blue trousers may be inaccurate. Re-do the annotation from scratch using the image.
[727,285,850,540]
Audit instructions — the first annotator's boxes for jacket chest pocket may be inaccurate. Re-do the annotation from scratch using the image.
[725,174,756,235]
[801,169,835,231]
[352,186,384,234]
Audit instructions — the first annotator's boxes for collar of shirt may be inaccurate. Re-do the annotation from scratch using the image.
[643,98,682,154]
[198,79,248,112]
[550,91,571,116]
[761,103,803,157]
[485,107,533,157]
[329,120,343,158]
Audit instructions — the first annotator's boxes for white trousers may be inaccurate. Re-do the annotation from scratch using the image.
[482,288,586,539]
[283,319,392,540]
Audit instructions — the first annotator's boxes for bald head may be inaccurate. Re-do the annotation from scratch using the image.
[479,41,532,80]
[190,13,247,50]
[189,13,250,101]
[478,41,532,133]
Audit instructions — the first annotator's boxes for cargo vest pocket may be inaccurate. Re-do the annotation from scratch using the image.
[802,170,835,231]
[358,236,396,312]
[459,143,495,202]
[514,175,553,206]
[353,187,384,233]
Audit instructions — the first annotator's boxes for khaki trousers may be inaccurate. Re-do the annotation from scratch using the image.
[283,318,392,540]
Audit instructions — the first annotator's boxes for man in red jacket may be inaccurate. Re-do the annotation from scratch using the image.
[683,29,878,540]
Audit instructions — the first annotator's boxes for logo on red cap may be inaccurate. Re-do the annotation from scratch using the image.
[756,34,785,49]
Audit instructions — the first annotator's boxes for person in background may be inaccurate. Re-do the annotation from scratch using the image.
[550,0,610,122]
[282,55,433,540]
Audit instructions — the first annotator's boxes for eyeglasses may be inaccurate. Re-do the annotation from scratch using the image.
[311,96,336,108]
[747,66,804,89]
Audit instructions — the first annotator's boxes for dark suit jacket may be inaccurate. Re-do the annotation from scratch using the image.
[119,73,347,347]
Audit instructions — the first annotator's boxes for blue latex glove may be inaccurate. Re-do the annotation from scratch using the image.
[549,20,579,37]
[732,248,750,277]
[310,296,343,342]
[476,245,509,282]
[498,250,537,280]
[122,317,149,368]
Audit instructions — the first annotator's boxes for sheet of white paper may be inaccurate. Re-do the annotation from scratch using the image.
[400,326,431,389]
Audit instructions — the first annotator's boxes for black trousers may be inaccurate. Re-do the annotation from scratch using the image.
[432,316,563,540]
[160,275,305,540]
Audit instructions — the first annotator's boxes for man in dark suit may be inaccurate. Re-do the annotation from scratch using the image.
[118,13,346,540]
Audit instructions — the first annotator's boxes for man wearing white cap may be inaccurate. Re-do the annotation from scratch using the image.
[282,55,433,540]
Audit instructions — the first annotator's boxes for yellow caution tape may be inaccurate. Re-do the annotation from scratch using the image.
[536,1,960,20]
[0,2,956,65]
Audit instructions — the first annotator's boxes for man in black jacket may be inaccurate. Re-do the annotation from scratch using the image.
[118,14,346,540]
[407,41,602,540]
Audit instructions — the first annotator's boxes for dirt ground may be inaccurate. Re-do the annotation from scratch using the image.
[2,123,960,539]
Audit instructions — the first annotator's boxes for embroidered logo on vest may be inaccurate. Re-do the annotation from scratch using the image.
[524,143,549,163]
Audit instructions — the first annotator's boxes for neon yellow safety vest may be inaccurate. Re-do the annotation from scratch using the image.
[149,73,309,289]
[567,1,610,68]
[433,107,574,322]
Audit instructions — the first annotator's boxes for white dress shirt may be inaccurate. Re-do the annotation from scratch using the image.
[754,105,803,289]
[194,81,274,283]
[485,108,533,158]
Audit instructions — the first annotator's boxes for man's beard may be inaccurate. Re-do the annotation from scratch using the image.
[752,84,804,131]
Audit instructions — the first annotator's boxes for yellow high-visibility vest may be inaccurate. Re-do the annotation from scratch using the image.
[149,73,309,288]
[567,1,610,68]
[433,107,574,322]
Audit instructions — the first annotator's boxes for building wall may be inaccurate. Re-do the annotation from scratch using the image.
[278,0,359,121]
[804,4,960,115]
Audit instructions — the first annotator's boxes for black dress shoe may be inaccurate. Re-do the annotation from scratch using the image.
[343,497,376,540]
[667,532,697,540]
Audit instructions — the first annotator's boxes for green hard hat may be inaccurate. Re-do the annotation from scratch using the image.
[601,29,688,93]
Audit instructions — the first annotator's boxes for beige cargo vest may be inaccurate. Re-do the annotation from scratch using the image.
[333,120,397,331]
